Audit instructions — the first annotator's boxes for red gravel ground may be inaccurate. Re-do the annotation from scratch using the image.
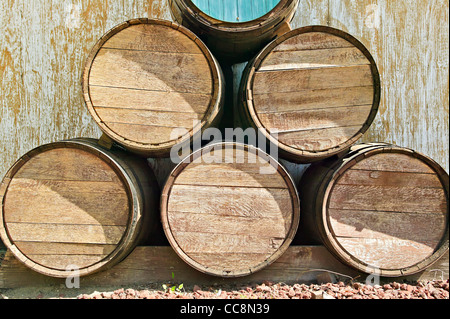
[77,280,449,300]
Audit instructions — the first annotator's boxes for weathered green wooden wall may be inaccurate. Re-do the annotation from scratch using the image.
[1,0,449,183]
[192,0,280,22]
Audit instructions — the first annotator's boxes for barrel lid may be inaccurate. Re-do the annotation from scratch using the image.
[321,145,449,276]
[82,19,223,157]
[244,25,381,163]
[161,142,300,277]
[0,139,139,278]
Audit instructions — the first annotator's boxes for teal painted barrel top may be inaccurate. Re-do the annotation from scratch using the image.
[191,0,281,22]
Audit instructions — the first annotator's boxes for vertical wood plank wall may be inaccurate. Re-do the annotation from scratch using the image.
[1,0,448,185]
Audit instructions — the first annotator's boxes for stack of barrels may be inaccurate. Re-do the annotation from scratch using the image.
[0,0,448,280]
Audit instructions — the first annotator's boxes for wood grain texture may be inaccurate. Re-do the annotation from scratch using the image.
[0,0,448,284]
[0,139,162,278]
[327,151,448,270]
[327,0,449,173]
[294,143,449,277]
[83,19,224,156]
[161,143,300,277]
[241,26,380,162]
[325,146,449,275]
[2,146,130,271]
[1,246,448,289]
[0,0,448,212]
[0,0,172,181]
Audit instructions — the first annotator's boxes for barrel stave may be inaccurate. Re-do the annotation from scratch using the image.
[296,143,449,277]
[161,142,300,277]
[240,26,381,163]
[0,138,160,278]
[82,19,224,157]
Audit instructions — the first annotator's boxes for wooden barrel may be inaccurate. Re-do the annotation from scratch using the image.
[168,0,299,62]
[82,18,224,157]
[0,138,160,278]
[296,143,449,277]
[239,25,381,163]
[161,142,300,277]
